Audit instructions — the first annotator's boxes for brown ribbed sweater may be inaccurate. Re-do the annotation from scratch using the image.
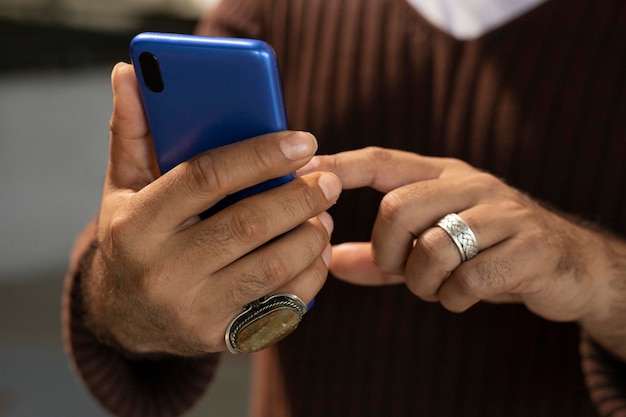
[64,0,626,416]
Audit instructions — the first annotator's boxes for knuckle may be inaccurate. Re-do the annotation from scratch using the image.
[250,139,278,172]
[106,202,158,250]
[303,229,328,261]
[108,212,136,243]
[443,157,472,173]
[371,254,403,275]
[108,117,117,136]
[286,222,329,269]
[409,284,440,302]
[470,171,502,193]
[233,255,290,300]
[274,179,327,220]
[228,203,269,244]
[405,276,427,298]
[378,191,405,224]
[323,154,340,172]
[518,224,548,252]
[364,146,393,163]
[307,257,330,289]
[188,153,222,193]
[461,259,511,296]
[108,114,128,139]
[523,228,544,248]
[257,251,291,282]
[296,179,325,213]
[454,270,485,296]
[498,198,526,215]
[312,219,332,246]
[415,229,451,265]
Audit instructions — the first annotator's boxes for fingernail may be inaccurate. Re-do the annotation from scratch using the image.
[321,244,332,268]
[318,212,334,236]
[318,173,341,202]
[296,156,319,177]
[279,132,317,161]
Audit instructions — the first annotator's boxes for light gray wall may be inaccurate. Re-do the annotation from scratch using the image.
[0,66,111,281]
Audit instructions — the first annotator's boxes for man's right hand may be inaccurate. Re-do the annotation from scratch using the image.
[84,63,341,356]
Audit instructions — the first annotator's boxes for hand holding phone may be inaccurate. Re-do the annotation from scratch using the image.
[130,32,295,216]
[82,61,339,357]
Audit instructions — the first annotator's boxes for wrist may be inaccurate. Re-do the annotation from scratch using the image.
[577,232,626,361]
[80,244,194,356]
[79,241,128,351]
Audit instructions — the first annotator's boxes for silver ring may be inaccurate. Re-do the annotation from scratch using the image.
[225,293,308,354]
[436,213,479,262]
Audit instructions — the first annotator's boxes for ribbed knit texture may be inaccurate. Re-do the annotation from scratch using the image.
[64,0,626,416]
[63,229,220,417]
[201,0,626,416]
[582,337,626,417]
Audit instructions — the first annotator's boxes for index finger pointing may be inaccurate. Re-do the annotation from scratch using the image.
[296,147,448,192]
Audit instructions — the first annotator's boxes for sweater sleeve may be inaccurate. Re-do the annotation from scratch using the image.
[581,332,626,417]
[62,2,273,415]
[62,220,220,417]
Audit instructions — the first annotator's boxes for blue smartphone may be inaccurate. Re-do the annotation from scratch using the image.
[130,32,293,217]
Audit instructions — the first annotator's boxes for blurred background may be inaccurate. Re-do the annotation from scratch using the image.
[0,0,251,415]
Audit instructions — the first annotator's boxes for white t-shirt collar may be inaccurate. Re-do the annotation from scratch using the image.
[406,0,548,40]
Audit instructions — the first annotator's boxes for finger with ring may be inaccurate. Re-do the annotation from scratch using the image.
[436,213,479,262]
[225,293,308,354]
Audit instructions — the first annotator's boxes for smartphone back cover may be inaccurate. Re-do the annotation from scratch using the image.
[130,33,293,214]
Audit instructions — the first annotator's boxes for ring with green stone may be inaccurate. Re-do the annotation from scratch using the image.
[225,293,308,354]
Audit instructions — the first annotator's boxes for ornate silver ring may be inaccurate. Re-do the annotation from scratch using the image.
[225,293,308,354]
[436,213,479,262]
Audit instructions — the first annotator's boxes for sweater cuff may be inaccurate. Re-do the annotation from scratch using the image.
[63,239,220,417]
[581,332,626,417]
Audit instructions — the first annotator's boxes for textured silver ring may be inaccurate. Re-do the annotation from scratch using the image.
[225,293,308,354]
[436,213,479,262]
